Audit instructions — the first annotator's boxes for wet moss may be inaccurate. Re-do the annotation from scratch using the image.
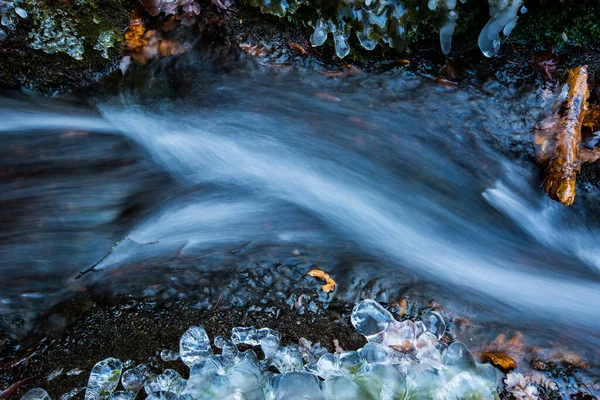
[0,0,129,93]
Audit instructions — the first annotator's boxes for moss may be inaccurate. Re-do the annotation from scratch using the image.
[510,0,600,50]
[0,0,129,93]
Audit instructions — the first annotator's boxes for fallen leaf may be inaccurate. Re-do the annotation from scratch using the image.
[307,269,336,293]
[239,42,268,57]
[481,352,518,372]
[287,42,308,55]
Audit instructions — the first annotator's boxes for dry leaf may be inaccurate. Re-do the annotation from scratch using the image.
[307,269,336,293]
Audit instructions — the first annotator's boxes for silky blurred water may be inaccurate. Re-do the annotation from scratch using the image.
[1,60,600,354]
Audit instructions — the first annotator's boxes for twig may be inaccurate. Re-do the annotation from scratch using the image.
[75,237,158,279]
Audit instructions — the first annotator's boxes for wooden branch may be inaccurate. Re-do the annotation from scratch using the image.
[544,65,589,206]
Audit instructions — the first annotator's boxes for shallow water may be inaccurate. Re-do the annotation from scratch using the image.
[1,56,600,360]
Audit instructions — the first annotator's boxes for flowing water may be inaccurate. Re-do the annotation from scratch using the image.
[1,56,600,362]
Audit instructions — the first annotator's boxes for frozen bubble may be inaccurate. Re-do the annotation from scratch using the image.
[106,392,133,400]
[160,350,180,362]
[144,370,187,395]
[121,364,149,393]
[359,342,390,364]
[351,299,393,337]
[179,325,213,367]
[422,311,446,340]
[85,358,123,400]
[268,372,326,400]
[231,326,259,346]
[443,342,476,370]
[272,345,303,373]
[0,29,7,41]
[21,389,51,400]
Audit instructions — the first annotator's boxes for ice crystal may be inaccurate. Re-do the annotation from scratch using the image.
[26,299,563,399]
[249,0,524,58]
[28,8,85,60]
[94,30,118,59]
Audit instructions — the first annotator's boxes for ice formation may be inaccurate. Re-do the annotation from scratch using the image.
[94,31,118,59]
[249,0,525,58]
[478,0,524,57]
[27,8,85,60]
[19,299,539,400]
[0,0,27,40]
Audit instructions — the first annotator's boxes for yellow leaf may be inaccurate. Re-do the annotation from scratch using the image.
[307,269,336,293]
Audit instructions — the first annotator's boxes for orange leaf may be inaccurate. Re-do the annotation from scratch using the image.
[307,269,336,293]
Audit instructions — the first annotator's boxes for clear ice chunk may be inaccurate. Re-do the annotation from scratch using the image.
[422,310,446,340]
[21,389,51,400]
[316,353,338,379]
[272,345,303,373]
[440,11,458,55]
[179,325,213,367]
[14,7,27,19]
[443,342,477,370]
[310,19,328,47]
[160,350,180,362]
[144,370,187,395]
[324,375,365,398]
[351,299,393,337]
[61,387,86,400]
[106,391,133,400]
[359,342,390,364]
[121,364,149,393]
[260,334,280,360]
[478,0,523,57]
[231,326,259,346]
[84,358,123,400]
[268,372,326,400]
[146,392,191,400]
[214,336,239,362]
